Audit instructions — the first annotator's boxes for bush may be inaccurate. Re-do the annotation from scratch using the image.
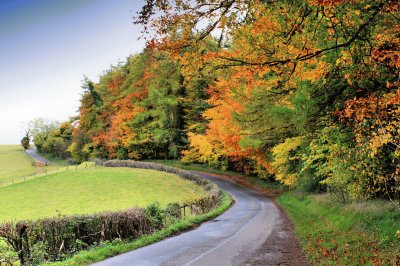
[145,202,164,230]
[165,203,181,220]
[297,168,327,193]
[21,136,30,150]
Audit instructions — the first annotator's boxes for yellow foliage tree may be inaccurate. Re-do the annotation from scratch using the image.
[271,136,304,187]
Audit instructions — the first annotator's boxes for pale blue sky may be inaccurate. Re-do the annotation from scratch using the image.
[0,0,145,144]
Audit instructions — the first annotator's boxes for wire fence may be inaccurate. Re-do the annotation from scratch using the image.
[0,162,96,188]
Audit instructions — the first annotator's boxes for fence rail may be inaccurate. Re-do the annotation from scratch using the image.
[0,162,96,187]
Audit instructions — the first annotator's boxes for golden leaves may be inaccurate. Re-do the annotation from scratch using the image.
[339,92,400,160]
[271,136,304,186]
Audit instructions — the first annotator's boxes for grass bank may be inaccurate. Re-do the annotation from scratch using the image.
[0,167,205,222]
[279,192,400,265]
[49,192,233,265]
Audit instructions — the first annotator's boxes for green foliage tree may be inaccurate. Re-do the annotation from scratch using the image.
[59,0,400,201]
[134,0,400,201]
[28,118,74,159]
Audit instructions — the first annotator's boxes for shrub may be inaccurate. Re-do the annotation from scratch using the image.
[21,135,30,150]
[145,202,164,230]
[0,239,18,265]
[165,203,181,220]
[297,168,327,193]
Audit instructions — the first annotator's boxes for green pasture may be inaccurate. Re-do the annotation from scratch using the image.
[0,145,36,181]
[0,167,205,222]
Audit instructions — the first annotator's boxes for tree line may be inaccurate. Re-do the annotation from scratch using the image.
[26,0,400,201]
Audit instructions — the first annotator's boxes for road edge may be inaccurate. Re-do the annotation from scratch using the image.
[191,171,308,265]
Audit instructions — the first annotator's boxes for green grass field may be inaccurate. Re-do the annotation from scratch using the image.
[0,145,36,181]
[279,192,400,265]
[0,167,205,222]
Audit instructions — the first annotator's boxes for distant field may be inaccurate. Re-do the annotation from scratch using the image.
[0,145,36,181]
[0,167,206,222]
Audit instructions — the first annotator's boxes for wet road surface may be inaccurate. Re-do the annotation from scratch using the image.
[93,172,281,266]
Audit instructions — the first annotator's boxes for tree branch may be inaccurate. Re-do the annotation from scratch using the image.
[216,2,384,67]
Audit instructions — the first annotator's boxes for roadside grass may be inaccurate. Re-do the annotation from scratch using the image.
[50,192,233,266]
[278,192,400,265]
[146,159,284,190]
[0,145,36,181]
[0,167,205,222]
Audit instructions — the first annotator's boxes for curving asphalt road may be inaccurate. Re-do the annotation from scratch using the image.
[93,172,283,266]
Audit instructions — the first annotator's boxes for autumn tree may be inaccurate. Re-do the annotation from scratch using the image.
[136,0,400,199]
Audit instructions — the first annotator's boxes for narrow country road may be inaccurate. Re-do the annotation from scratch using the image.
[93,173,307,266]
[25,148,53,165]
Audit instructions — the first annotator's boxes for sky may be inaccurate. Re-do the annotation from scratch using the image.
[0,0,146,144]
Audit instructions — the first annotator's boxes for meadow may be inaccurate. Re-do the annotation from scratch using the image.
[0,167,206,222]
[0,145,36,181]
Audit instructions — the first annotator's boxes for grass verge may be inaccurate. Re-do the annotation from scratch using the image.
[278,192,400,265]
[49,192,233,265]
